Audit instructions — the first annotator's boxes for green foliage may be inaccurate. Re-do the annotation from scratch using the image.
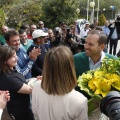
[2,1,43,29]
[42,0,80,28]
[98,13,106,26]
[1,0,120,29]
[88,95,102,116]
[0,9,6,28]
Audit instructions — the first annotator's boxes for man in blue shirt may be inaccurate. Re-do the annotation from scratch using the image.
[4,30,40,79]
[102,21,110,37]
[102,21,110,53]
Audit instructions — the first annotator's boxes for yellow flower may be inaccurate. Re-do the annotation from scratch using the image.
[81,73,92,79]
[110,74,120,79]
[94,79,111,97]
[112,80,120,90]
[88,78,97,92]
[77,57,120,116]
[94,71,104,78]
[78,57,120,98]
[111,74,120,90]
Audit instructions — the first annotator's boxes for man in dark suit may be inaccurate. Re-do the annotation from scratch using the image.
[108,22,118,55]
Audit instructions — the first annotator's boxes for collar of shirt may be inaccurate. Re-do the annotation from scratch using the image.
[32,43,41,48]
[89,51,105,70]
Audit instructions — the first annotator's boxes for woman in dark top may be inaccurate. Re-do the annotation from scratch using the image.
[0,46,34,120]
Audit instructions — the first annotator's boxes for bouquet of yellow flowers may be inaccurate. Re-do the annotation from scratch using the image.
[77,57,120,116]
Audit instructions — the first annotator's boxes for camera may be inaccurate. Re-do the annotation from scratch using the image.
[66,27,70,33]
[66,27,72,40]
[77,36,87,52]
[100,91,120,120]
[81,36,87,44]
[51,27,61,47]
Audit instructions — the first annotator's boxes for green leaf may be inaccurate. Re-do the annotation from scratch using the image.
[88,95,102,116]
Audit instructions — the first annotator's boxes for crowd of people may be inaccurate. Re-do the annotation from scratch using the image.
[0,18,119,120]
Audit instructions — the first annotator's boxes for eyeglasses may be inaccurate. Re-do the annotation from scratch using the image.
[39,24,43,25]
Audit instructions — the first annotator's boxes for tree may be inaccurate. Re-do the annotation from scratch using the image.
[0,0,120,29]
[1,0,43,29]
[0,9,6,27]
[98,13,106,26]
[42,0,80,28]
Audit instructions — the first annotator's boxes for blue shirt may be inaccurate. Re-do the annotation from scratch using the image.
[111,28,118,39]
[89,51,105,70]
[102,26,110,36]
[15,48,34,79]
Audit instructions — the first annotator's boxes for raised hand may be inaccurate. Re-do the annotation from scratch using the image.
[29,47,41,61]
[0,91,10,109]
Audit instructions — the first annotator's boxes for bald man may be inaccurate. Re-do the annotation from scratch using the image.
[0,25,9,45]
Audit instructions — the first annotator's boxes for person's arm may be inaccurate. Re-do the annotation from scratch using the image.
[32,82,40,120]
[31,61,42,76]
[16,59,34,76]
[0,91,9,120]
[108,23,112,29]
[16,47,40,76]
[75,98,88,120]
[17,83,32,94]
[0,109,3,120]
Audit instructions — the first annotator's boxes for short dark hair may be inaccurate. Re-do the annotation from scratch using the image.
[18,29,26,34]
[20,24,29,29]
[88,30,107,45]
[4,30,19,41]
[89,23,96,28]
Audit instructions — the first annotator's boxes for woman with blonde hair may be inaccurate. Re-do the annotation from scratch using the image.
[32,46,88,120]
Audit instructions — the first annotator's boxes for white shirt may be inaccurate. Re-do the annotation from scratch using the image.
[32,81,88,120]
[80,28,90,38]
[89,51,105,70]
[0,109,3,120]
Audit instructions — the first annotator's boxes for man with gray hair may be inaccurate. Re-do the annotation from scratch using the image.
[38,21,48,32]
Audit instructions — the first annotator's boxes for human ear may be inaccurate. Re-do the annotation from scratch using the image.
[100,44,105,50]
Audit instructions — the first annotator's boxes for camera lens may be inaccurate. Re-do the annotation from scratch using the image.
[100,91,120,120]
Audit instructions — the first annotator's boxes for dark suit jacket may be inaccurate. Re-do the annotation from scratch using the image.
[107,23,118,44]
